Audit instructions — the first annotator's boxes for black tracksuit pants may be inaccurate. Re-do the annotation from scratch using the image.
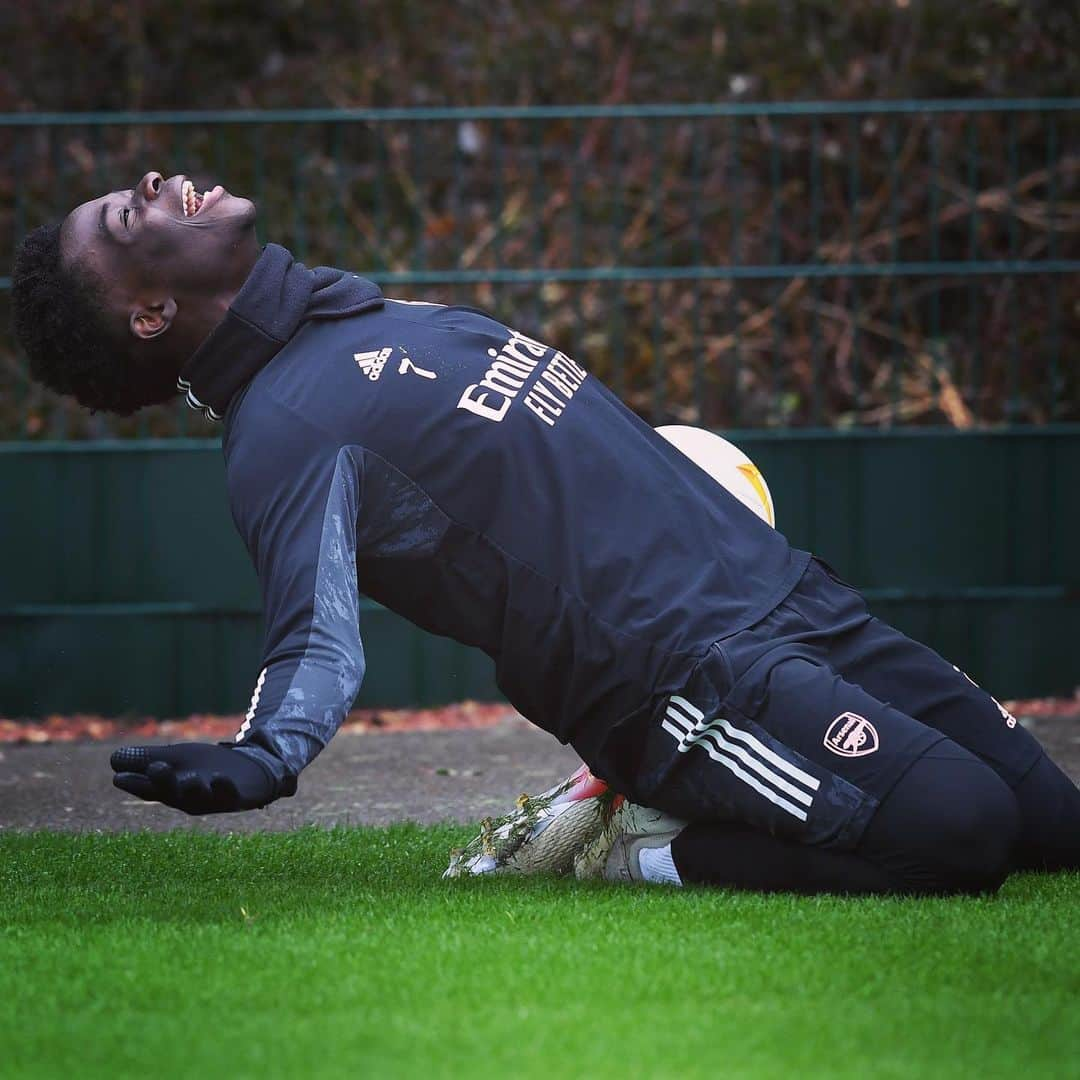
[647,559,1080,895]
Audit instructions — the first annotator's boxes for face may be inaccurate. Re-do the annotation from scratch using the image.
[60,171,260,345]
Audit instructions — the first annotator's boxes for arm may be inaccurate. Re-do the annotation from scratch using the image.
[231,435,365,790]
[112,408,366,814]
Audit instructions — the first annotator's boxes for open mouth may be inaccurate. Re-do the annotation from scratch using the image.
[181,179,206,217]
[174,175,233,221]
[181,179,227,218]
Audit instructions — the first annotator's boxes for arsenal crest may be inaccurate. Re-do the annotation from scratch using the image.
[824,712,880,758]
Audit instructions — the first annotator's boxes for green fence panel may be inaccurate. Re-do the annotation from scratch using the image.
[1,430,1076,717]
[744,428,1079,590]
[0,443,253,608]
[0,605,501,720]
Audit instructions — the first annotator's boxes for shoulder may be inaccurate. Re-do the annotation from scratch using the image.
[223,377,341,508]
[380,297,513,340]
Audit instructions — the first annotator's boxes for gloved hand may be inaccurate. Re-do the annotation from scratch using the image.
[110,742,278,815]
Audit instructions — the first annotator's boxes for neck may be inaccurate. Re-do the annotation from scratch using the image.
[171,273,251,367]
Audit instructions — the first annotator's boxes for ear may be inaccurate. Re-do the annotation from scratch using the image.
[129,297,178,340]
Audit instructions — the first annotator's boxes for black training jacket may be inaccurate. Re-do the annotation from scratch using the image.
[177,244,809,800]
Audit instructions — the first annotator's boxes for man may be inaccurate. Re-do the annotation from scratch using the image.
[12,171,1080,894]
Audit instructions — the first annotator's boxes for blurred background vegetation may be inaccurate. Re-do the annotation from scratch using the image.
[1,0,1076,437]
[5,0,1077,110]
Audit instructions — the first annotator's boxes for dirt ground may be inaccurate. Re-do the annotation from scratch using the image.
[0,711,1076,833]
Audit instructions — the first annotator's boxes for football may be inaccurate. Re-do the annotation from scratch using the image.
[656,424,776,527]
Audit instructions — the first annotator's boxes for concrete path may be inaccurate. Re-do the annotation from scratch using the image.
[1,713,1076,833]
[0,715,580,832]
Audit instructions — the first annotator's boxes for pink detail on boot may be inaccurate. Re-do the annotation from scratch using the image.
[551,763,611,805]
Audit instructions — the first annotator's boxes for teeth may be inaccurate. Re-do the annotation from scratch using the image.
[180,180,210,217]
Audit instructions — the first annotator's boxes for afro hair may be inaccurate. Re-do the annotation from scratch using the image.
[12,223,179,415]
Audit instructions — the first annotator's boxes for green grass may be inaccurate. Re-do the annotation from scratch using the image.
[2,828,1078,1079]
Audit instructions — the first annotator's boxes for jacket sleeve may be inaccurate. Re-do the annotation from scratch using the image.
[224,399,366,795]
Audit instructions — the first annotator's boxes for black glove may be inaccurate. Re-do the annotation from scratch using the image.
[111,742,278,816]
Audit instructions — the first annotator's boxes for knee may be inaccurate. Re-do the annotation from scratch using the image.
[869,755,1022,896]
[926,769,1020,894]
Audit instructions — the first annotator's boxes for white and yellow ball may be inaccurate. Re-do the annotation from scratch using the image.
[655,424,776,528]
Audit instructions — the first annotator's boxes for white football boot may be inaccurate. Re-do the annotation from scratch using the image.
[573,801,688,882]
[444,764,620,878]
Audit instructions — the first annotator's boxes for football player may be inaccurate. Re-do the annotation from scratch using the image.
[13,171,1080,894]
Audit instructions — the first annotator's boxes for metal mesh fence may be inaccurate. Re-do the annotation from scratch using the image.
[2,101,1077,438]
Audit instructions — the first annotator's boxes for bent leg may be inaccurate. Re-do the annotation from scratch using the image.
[637,648,1020,894]
[671,739,1018,895]
[854,740,1018,892]
[824,607,1080,872]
